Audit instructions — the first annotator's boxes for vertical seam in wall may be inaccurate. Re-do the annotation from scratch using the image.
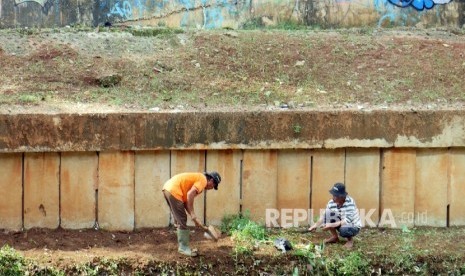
[133,151,136,231]
[239,149,243,215]
[274,150,278,212]
[58,152,62,228]
[309,152,313,224]
[203,150,207,225]
[21,153,25,231]
[447,147,451,227]
[413,148,417,226]
[168,150,172,226]
[343,149,344,183]
[94,152,99,230]
[378,148,384,227]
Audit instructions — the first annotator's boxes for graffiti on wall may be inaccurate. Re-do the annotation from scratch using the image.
[387,0,452,10]
[14,0,54,14]
[5,0,460,28]
[100,0,249,28]
[107,0,133,19]
[373,0,453,27]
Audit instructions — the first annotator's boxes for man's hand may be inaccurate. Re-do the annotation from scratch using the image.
[308,225,317,232]
[322,221,340,230]
[191,216,203,228]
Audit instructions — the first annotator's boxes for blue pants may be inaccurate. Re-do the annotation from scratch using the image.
[323,209,360,238]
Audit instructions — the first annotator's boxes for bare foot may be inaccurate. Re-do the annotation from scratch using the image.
[344,239,354,249]
[324,236,339,244]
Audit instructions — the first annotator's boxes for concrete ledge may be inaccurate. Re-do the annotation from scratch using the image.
[1,110,464,152]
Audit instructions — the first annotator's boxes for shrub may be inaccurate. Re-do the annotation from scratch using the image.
[0,245,25,275]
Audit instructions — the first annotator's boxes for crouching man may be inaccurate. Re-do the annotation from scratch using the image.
[309,183,361,249]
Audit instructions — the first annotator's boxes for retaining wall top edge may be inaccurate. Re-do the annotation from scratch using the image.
[2,108,464,115]
[1,110,464,151]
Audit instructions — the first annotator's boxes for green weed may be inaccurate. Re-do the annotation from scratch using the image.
[272,20,307,30]
[18,94,41,103]
[221,211,268,256]
[293,243,327,272]
[221,211,253,235]
[128,27,184,37]
[293,123,302,134]
[0,245,25,275]
[240,17,265,29]
[326,251,371,275]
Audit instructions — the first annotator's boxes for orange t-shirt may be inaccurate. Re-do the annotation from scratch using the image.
[163,172,207,202]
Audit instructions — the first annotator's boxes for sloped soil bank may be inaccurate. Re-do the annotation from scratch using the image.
[1,227,465,275]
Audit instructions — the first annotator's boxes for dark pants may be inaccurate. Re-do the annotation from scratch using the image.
[323,209,360,238]
[163,190,188,230]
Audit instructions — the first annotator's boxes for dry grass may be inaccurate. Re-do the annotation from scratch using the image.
[0,27,464,111]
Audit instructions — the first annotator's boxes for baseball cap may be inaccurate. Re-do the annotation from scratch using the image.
[207,171,221,190]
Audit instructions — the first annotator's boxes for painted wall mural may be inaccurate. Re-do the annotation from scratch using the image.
[13,0,54,14]
[98,0,250,28]
[2,0,463,28]
[374,0,424,26]
[387,0,452,10]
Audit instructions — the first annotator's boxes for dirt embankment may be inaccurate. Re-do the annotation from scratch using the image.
[1,27,465,114]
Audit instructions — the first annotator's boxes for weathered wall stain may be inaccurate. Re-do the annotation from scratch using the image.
[1,0,463,28]
[1,111,465,152]
[14,0,54,14]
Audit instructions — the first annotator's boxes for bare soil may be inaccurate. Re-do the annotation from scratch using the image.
[2,227,465,274]
[1,227,234,272]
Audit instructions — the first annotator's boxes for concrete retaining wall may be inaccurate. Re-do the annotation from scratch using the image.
[1,110,465,152]
[1,110,465,230]
[1,0,464,29]
[1,149,465,230]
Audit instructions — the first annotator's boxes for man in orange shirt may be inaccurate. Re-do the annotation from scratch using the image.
[162,171,221,257]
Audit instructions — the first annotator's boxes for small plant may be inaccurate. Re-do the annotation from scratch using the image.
[220,210,253,235]
[221,211,268,256]
[0,245,26,275]
[293,243,327,272]
[16,27,38,36]
[240,17,265,29]
[272,20,307,30]
[129,27,183,37]
[293,124,302,134]
[327,251,370,275]
[18,94,40,104]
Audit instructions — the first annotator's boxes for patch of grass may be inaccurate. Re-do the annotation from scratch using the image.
[240,17,265,30]
[15,27,40,36]
[72,257,124,275]
[326,251,371,275]
[128,27,184,37]
[221,211,268,255]
[2,28,465,110]
[272,20,308,30]
[221,211,253,235]
[293,243,327,272]
[0,245,26,275]
[18,94,41,103]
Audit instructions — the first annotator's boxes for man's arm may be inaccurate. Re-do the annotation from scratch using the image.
[308,216,324,232]
[186,186,202,227]
[322,219,346,230]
